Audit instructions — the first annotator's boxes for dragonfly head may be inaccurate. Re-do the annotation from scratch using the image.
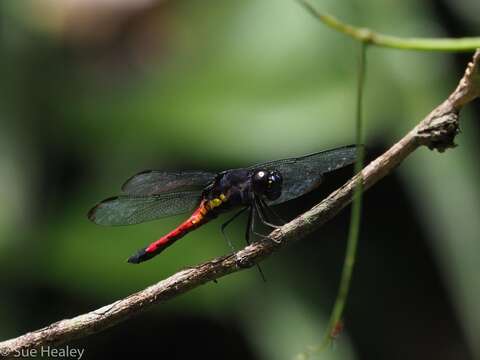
[252,170,282,201]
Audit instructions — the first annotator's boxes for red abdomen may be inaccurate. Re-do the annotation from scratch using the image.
[127,200,213,264]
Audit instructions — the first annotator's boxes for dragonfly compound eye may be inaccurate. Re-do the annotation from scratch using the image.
[253,170,282,201]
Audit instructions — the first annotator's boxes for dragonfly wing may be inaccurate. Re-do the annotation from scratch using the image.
[88,191,202,226]
[122,170,216,196]
[252,145,358,205]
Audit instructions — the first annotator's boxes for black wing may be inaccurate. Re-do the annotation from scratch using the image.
[122,170,216,196]
[88,191,202,226]
[250,145,358,205]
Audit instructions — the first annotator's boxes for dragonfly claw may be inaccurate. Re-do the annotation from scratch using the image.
[236,256,255,269]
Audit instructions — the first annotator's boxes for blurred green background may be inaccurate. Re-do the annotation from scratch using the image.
[0,0,479,359]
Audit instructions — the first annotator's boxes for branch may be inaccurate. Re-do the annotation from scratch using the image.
[1,50,479,359]
[299,0,480,51]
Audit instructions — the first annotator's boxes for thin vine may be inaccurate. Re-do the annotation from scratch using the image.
[295,41,367,360]
[299,0,480,51]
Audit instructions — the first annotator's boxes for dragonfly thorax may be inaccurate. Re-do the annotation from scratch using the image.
[252,169,282,201]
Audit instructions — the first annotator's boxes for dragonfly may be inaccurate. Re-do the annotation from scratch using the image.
[88,145,358,264]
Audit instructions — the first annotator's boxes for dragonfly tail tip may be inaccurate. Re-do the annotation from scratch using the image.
[127,247,155,264]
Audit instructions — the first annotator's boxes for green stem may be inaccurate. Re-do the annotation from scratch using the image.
[320,41,366,349]
[299,0,480,52]
[294,41,368,360]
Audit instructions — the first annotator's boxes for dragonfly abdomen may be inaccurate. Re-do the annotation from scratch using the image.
[127,194,229,264]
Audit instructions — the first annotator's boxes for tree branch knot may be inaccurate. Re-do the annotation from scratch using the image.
[416,109,460,152]
[415,49,479,152]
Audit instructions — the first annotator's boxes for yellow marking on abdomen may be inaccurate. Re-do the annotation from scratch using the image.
[191,213,203,224]
[208,198,222,208]
[207,194,229,210]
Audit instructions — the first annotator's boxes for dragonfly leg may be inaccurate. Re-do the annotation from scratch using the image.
[246,206,267,282]
[245,206,253,243]
[259,198,285,225]
[249,203,269,239]
[254,198,283,244]
[254,197,282,229]
[221,207,248,253]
